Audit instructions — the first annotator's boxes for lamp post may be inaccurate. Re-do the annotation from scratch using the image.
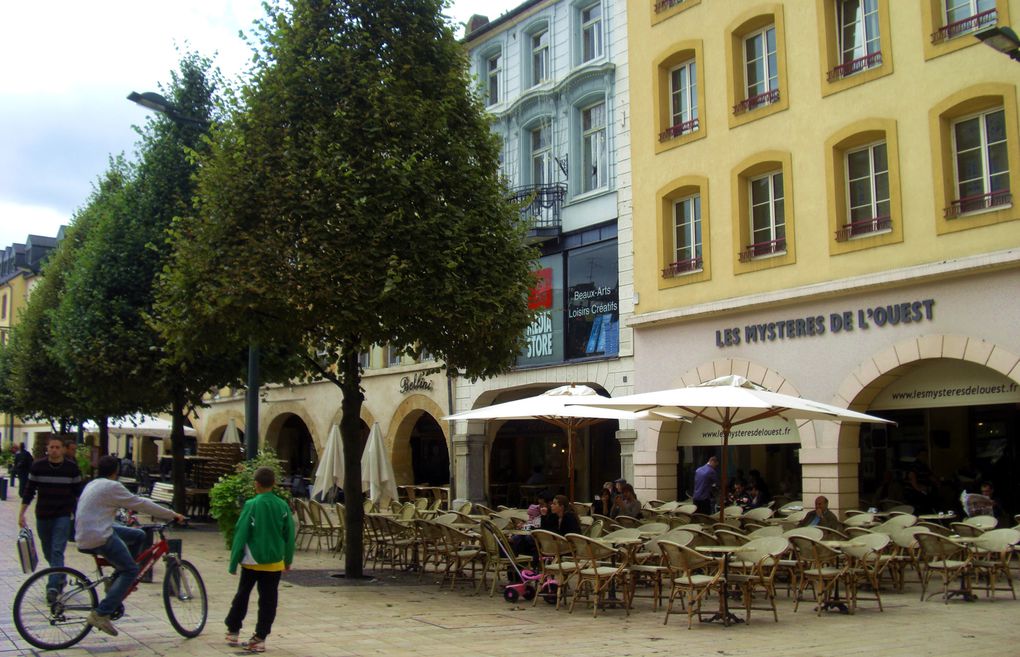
[128,90,261,461]
[975,26,1020,62]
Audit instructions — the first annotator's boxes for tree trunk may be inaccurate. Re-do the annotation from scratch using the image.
[170,390,188,515]
[339,349,365,578]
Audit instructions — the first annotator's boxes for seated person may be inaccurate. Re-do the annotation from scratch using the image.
[727,481,752,509]
[611,484,642,518]
[592,487,613,516]
[541,494,581,535]
[798,495,842,531]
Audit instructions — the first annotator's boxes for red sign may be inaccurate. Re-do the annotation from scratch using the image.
[528,268,553,309]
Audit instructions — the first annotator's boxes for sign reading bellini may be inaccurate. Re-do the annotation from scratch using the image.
[714,298,936,348]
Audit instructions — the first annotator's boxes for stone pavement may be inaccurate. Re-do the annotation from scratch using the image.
[1,493,1016,657]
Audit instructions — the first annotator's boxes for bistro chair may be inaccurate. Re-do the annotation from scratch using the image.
[332,503,347,557]
[728,536,789,623]
[414,519,447,581]
[915,520,952,536]
[969,528,1020,600]
[747,525,783,539]
[841,532,891,613]
[872,514,918,534]
[398,502,418,521]
[584,519,605,539]
[565,533,631,618]
[843,512,876,529]
[476,519,533,597]
[658,540,726,629]
[292,498,316,551]
[778,527,823,596]
[532,529,578,609]
[916,532,972,603]
[715,528,750,547]
[436,523,482,591]
[950,521,986,538]
[741,507,774,525]
[613,515,641,529]
[790,536,847,616]
[307,500,337,553]
[884,526,930,591]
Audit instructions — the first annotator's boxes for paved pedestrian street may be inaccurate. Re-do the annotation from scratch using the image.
[1,498,1015,656]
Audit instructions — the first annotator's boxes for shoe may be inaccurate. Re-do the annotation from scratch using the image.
[86,611,119,636]
[225,632,239,646]
[46,589,58,605]
[243,635,266,652]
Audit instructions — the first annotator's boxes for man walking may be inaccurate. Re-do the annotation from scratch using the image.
[19,436,83,602]
[226,467,294,653]
[693,454,719,515]
[13,442,34,497]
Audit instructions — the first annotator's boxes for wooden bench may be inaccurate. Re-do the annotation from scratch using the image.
[144,482,210,518]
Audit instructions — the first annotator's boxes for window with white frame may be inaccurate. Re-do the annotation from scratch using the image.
[844,141,890,236]
[486,52,501,106]
[358,350,371,370]
[743,25,778,107]
[532,29,550,85]
[581,102,607,193]
[952,108,1010,213]
[531,124,553,186]
[669,59,698,133]
[945,0,996,29]
[836,0,881,73]
[672,194,702,272]
[581,2,603,63]
[387,344,403,367]
[749,171,785,254]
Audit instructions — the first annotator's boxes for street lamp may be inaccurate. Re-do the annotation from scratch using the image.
[128,91,261,461]
[975,26,1020,62]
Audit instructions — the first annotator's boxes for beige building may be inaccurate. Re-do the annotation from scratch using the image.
[626,0,1020,513]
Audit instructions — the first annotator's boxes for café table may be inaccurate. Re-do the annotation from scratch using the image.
[918,511,957,523]
[694,544,753,625]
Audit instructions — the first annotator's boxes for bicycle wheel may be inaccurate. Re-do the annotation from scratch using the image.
[163,559,207,638]
[13,566,97,650]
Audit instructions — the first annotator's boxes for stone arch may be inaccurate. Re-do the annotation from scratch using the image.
[202,410,245,443]
[264,404,320,477]
[389,394,450,485]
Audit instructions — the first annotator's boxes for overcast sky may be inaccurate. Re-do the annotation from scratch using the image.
[0,0,520,250]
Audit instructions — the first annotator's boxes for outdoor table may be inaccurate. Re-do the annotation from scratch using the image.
[918,512,956,524]
[694,544,752,626]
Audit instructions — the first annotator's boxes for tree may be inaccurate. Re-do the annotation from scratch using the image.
[155,0,537,576]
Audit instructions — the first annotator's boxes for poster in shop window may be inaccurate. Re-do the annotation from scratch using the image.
[566,241,619,360]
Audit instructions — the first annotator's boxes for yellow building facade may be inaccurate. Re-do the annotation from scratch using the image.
[627,0,1020,513]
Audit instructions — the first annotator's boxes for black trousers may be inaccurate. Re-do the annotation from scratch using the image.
[694,498,712,515]
[225,568,281,639]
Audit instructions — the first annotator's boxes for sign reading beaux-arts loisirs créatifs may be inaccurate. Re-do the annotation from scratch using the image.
[714,298,936,348]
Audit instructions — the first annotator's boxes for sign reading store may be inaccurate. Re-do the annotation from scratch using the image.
[714,298,935,348]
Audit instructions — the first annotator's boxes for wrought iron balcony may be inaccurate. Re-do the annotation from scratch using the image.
[659,118,699,142]
[654,0,687,13]
[662,256,703,278]
[733,88,780,116]
[944,189,1012,218]
[835,215,892,241]
[738,237,786,262]
[510,183,566,241]
[827,51,883,82]
[932,9,997,43]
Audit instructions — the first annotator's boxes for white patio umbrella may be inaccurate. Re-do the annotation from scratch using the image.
[567,375,893,519]
[361,422,398,508]
[82,414,198,439]
[443,384,669,501]
[311,424,345,502]
[222,418,241,444]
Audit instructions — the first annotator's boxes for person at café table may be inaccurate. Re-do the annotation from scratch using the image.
[592,487,613,516]
[798,496,842,531]
[727,480,752,509]
[541,494,581,536]
[979,481,1007,523]
[612,483,642,518]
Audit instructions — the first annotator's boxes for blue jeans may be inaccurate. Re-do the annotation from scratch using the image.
[93,525,145,616]
[37,515,72,592]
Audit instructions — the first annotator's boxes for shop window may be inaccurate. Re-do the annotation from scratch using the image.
[825,119,904,255]
[652,0,701,26]
[921,0,1009,60]
[659,176,710,287]
[579,1,603,64]
[816,0,892,96]
[581,101,608,193]
[655,41,705,152]
[930,84,1018,234]
[565,239,618,360]
[731,152,796,273]
[726,6,790,128]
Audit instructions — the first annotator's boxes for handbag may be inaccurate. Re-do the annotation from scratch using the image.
[18,527,38,574]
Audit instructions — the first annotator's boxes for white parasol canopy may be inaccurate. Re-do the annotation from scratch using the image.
[444,384,668,500]
[82,414,197,439]
[222,418,241,444]
[567,375,893,517]
[311,424,345,502]
[361,422,398,508]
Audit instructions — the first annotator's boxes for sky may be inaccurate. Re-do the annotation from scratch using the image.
[0,0,520,250]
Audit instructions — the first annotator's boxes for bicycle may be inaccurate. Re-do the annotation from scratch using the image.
[12,522,208,650]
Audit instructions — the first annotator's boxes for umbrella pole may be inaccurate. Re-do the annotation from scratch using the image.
[718,426,730,522]
[567,427,575,502]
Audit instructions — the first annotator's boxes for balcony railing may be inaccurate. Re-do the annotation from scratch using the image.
[654,0,686,13]
[509,183,566,235]
[659,118,699,142]
[835,215,892,241]
[662,256,703,277]
[931,8,997,43]
[827,51,883,82]
[733,88,780,116]
[944,189,1012,218]
[738,237,786,262]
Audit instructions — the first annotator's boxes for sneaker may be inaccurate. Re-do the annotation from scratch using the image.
[243,635,266,653]
[86,611,119,636]
[225,632,239,646]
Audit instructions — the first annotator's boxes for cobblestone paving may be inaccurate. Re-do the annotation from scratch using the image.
[2,492,1016,656]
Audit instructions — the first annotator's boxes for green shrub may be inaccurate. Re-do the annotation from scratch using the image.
[75,450,92,479]
[209,448,290,548]
[0,449,13,471]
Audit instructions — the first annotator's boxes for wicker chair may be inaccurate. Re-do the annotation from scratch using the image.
[659,540,725,629]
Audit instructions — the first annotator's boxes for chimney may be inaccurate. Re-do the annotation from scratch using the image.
[466,14,489,35]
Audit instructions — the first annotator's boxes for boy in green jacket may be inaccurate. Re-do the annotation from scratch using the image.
[226,467,295,653]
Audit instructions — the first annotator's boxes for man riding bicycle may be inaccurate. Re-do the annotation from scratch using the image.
[75,456,184,636]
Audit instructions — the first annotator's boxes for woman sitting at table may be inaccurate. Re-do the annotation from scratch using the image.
[611,484,642,518]
[541,494,581,535]
[592,487,613,516]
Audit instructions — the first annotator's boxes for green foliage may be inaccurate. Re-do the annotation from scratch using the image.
[75,449,92,479]
[0,449,12,471]
[209,449,290,548]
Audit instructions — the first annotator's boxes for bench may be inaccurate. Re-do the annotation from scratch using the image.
[144,482,210,519]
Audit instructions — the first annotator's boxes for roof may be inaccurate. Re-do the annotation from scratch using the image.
[463,0,547,44]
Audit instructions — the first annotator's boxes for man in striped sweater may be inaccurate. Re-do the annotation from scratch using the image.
[19,436,83,602]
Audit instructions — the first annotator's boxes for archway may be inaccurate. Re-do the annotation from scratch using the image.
[266,413,316,479]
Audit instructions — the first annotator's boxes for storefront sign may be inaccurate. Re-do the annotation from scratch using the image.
[871,359,1020,410]
[566,241,619,359]
[519,258,563,367]
[678,417,801,446]
[399,369,438,394]
[714,298,936,348]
